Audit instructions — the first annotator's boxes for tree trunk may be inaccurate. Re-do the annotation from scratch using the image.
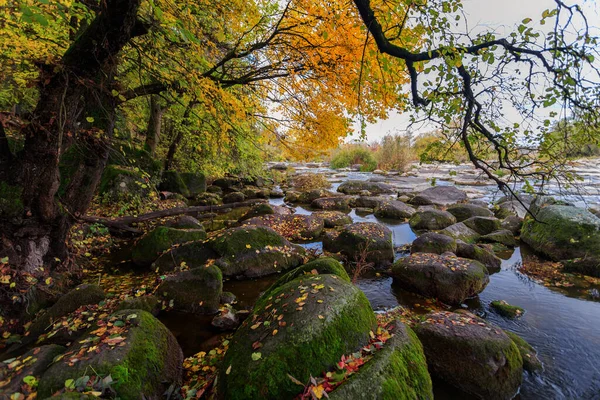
[164,101,196,171]
[0,0,143,272]
[144,95,164,155]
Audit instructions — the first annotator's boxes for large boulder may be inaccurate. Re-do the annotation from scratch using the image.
[157,265,222,314]
[494,200,528,219]
[414,311,522,400]
[463,216,502,235]
[440,222,480,244]
[501,215,523,236]
[240,203,290,222]
[98,165,151,201]
[159,170,191,197]
[312,196,353,211]
[213,177,243,192]
[455,241,502,272]
[447,203,493,222]
[180,172,206,196]
[165,215,204,230]
[504,331,543,373]
[337,180,394,195]
[243,214,324,241]
[298,189,341,204]
[480,230,517,247]
[521,205,600,276]
[222,191,246,203]
[131,226,207,266]
[0,345,65,396]
[217,274,377,399]
[374,200,416,220]
[409,209,456,230]
[328,320,433,400]
[411,232,457,254]
[152,241,217,272]
[313,211,352,228]
[392,253,489,304]
[323,222,394,266]
[351,196,386,209]
[38,310,183,399]
[409,186,467,207]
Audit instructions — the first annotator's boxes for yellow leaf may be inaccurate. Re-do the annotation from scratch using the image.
[312,384,325,399]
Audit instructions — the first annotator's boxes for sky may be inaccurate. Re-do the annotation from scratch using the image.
[350,0,600,143]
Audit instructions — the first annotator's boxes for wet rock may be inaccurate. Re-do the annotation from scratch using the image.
[337,180,394,195]
[504,331,543,373]
[355,207,374,215]
[392,253,489,304]
[521,205,600,276]
[480,230,517,247]
[194,192,222,206]
[207,185,223,194]
[213,177,243,192]
[157,265,222,314]
[180,172,206,196]
[409,209,456,230]
[312,196,353,211]
[269,188,285,198]
[160,170,191,197]
[455,241,502,272]
[38,310,183,399]
[411,232,457,254]
[242,186,269,199]
[414,311,522,400]
[298,189,340,204]
[351,196,386,209]
[323,222,394,267]
[462,216,502,235]
[243,214,324,241]
[217,274,377,399]
[491,300,524,319]
[328,320,433,400]
[494,200,528,219]
[211,307,240,331]
[131,226,207,266]
[501,215,523,236]
[239,203,285,221]
[374,200,416,220]
[220,291,237,305]
[313,211,352,228]
[98,165,152,201]
[283,190,301,203]
[223,191,246,203]
[447,203,493,222]
[152,241,217,273]
[0,345,65,396]
[440,222,480,243]
[409,186,467,207]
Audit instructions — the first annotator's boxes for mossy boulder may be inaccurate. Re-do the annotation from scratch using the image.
[98,165,150,201]
[240,203,277,221]
[131,226,207,266]
[210,226,306,279]
[223,191,246,203]
[504,331,543,373]
[374,200,416,220]
[217,274,377,399]
[447,203,493,222]
[337,180,394,195]
[409,186,467,207]
[262,257,350,299]
[521,205,600,276]
[312,196,353,211]
[165,215,203,230]
[414,311,523,400]
[463,216,502,235]
[501,215,523,236]
[480,230,517,247]
[213,177,242,192]
[328,320,433,400]
[157,265,222,314]
[297,189,339,203]
[323,222,394,267]
[313,211,352,228]
[117,295,160,314]
[351,196,385,209]
[106,146,162,178]
[392,253,489,304]
[38,310,183,399]
[283,190,301,203]
[152,241,217,273]
[409,209,456,230]
[159,170,190,197]
[411,232,457,255]
[0,181,24,219]
[28,284,105,339]
[0,345,65,396]
[180,172,206,196]
[494,200,527,219]
[440,222,480,244]
[491,300,524,319]
[455,241,502,273]
[243,214,324,241]
[194,192,222,206]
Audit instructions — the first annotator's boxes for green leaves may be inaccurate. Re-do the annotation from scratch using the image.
[251,352,262,361]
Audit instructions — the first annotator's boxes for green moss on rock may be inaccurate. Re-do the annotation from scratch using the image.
[157,265,222,314]
[180,172,206,196]
[505,331,543,373]
[159,171,191,197]
[131,226,206,266]
[217,275,377,400]
[323,222,394,267]
[328,320,433,400]
[38,310,183,399]
[491,300,524,319]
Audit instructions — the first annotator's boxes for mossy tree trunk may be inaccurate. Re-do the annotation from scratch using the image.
[144,95,165,156]
[0,0,144,272]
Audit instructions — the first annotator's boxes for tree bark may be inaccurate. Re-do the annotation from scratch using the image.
[0,0,143,272]
[144,95,164,155]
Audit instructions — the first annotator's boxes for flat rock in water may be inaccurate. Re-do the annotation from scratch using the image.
[411,232,457,254]
[313,211,352,228]
[374,200,416,220]
[337,180,394,195]
[409,209,456,230]
[463,216,502,235]
[447,203,493,222]
[440,222,480,243]
[243,214,324,241]
[312,196,353,211]
[409,186,467,206]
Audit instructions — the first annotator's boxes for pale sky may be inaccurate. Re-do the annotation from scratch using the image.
[351,0,600,143]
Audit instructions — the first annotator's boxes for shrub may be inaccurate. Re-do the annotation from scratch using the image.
[292,173,331,191]
[329,145,377,171]
[375,134,415,172]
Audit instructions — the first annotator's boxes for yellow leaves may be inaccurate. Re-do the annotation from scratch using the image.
[312,384,326,399]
